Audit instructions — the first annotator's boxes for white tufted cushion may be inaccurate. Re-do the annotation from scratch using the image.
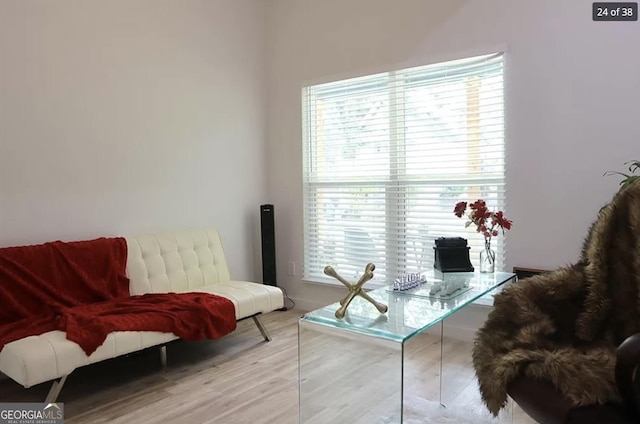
[0,228,283,388]
[126,228,231,295]
[125,228,283,319]
[193,281,284,319]
[0,331,177,387]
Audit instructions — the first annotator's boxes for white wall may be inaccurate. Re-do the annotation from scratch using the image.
[266,0,640,310]
[0,0,267,281]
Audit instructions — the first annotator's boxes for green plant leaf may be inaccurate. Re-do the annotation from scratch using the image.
[626,160,640,173]
[621,175,640,188]
[603,171,630,178]
[605,161,640,191]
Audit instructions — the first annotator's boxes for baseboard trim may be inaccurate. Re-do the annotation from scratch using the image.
[291,297,325,312]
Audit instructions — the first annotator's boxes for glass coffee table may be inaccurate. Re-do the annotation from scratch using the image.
[298,271,516,424]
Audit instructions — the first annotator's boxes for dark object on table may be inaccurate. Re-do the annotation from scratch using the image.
[433,237,474,272]
[434,237,468,248]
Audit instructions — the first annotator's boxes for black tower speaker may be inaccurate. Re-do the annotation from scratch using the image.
[260,204,277,286]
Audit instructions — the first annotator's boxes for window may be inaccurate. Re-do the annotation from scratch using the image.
[302,53,505,284]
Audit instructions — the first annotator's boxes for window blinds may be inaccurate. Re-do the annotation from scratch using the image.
[302,53,505,285]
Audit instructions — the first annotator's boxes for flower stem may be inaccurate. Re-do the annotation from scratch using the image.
[484,239,493,265]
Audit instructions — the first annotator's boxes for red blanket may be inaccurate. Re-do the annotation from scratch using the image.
[58,292,236,355]
[0,237,236,355]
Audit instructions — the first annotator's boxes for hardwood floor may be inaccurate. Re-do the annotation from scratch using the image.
[0,309,535,423]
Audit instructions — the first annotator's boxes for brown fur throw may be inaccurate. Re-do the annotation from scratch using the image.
[473,180,640,416]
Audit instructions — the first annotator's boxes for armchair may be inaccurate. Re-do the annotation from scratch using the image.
[508,332,640,423]
[472,180,640,423]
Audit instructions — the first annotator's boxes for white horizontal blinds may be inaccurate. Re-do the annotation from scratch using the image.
[302,53,505,284]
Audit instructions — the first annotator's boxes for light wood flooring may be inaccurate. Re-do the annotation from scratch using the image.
[0,309,536,423]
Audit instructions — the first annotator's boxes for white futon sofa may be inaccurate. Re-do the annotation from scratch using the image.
[0,228,284,401]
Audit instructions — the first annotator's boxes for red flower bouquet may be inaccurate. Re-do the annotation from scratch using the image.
[454,200,512,240]
[453,200,513,269]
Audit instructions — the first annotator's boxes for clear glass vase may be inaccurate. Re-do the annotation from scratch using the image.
[479,240,495,273]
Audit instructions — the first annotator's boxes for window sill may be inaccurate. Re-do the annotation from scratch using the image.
[302,276,388,290]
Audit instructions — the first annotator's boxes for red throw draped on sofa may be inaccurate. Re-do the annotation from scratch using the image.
[57,292,237,355]
[0,237,236,355]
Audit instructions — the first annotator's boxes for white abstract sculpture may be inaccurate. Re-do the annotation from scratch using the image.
[429,278,467,297]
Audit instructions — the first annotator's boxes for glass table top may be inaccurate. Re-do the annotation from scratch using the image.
[300,271,516,343]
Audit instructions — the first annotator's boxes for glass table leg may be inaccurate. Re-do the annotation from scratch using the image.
[437,318,513,423]
[299,319,403,424]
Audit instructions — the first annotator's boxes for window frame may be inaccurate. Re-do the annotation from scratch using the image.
[302,53,506,286]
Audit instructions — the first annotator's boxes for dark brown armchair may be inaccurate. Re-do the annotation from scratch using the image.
[507,332,640,424]
[474,184,640,423]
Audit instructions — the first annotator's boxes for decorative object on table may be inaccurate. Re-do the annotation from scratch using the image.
[324,263,388,319]
[428,277,468,297]
[433,237,474,272]
[454,200,513,273]
[385,273,473,300]
[393,273,427,291]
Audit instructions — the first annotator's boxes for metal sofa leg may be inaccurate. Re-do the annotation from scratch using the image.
[160,345,167,370]
[45,375,68,403]
[252,314,272,342]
